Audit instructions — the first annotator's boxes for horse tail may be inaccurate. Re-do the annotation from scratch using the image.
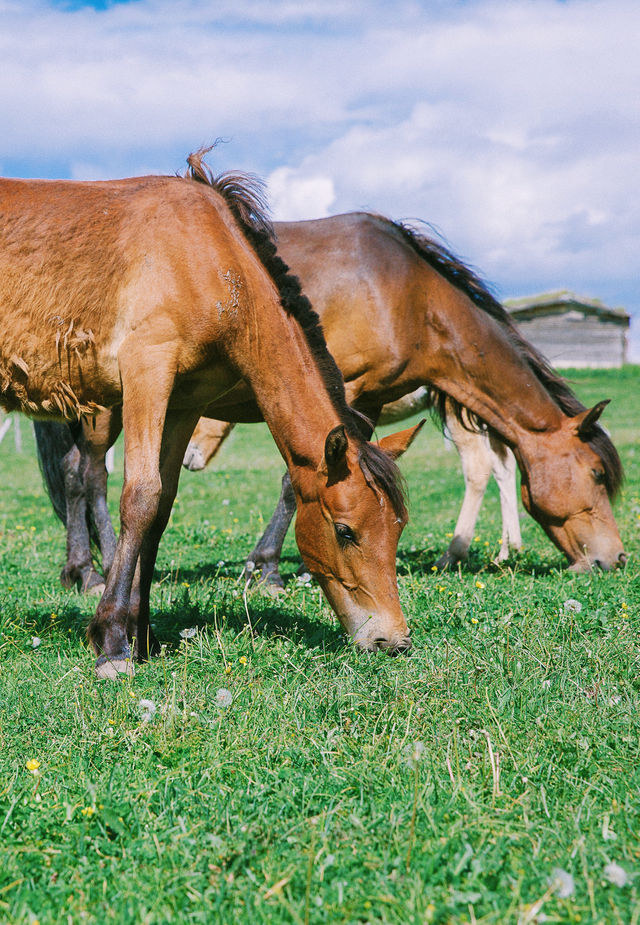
[33,420,76,524]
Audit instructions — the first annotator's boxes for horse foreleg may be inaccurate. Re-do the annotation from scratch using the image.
[488,432,522,563]
[183,418,235,471]
[245,470,297,589]
[436,420,493,569]
[87,353,178,678]
[133,409,202,661]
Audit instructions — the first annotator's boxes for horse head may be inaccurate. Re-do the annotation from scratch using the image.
[293,421,424,652]
[517,400,627,572]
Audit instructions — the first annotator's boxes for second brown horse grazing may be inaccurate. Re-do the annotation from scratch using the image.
[183,214,625,579]
[2,153,420,676]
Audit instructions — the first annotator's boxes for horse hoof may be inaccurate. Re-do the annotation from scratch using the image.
[262,581,286,598]
[95,656,135,680]
[87,582,106,596]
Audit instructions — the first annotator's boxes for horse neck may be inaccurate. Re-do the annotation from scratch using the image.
[228,306,344,478]
[416,280,567,448]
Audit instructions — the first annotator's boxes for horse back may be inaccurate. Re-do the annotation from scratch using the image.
[0,175,275,417]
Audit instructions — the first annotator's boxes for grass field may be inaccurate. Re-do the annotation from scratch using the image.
[0,366,638,924]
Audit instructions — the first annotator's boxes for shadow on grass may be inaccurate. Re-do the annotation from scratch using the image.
[17,556,344,655]
[153,596,345,653]
[15,545,567,659]
[393,547,568,578]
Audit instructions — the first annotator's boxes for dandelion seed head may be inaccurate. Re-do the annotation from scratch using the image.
[138,699,156,723]
[604,862,628,887]
[216,688,233,708]
[550,868,575,898]
[180,627,197,639]
[563,599,582,614]
[403,740,426,769]
[31,637,41,648]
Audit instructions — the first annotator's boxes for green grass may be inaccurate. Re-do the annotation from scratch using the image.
[0,367,638,924]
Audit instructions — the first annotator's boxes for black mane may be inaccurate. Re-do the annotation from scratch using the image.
[184,148,407,517]
[388,220,623,499]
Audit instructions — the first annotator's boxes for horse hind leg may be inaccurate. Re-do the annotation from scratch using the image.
[61,443,106,593]
[81,408,122,580]
[435,417,493,569]
[488,432,521,563]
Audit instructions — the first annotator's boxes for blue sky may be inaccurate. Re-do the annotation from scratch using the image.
[2,0,639,360]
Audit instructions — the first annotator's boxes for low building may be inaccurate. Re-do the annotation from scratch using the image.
[504,291,630,369]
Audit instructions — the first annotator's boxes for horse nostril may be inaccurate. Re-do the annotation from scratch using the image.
[618,552,628,568]
[374,635,412,656]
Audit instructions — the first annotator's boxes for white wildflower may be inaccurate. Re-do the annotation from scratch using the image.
[542,679,552,688]
[563,599,582,614]
[550,868,575,898]
[139,699,156,723]
[216,688,233,708]
[180,627,197,639]
[604,862,628,887]
[31,637,41,648]
[403,740,426,769]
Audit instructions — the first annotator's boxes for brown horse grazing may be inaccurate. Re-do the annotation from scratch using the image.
[179,214,626,581]
[34,211,626,598]
[2,153,421,676]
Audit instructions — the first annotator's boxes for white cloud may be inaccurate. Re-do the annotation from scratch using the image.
[0,0,638,354]
[268,167,335,220]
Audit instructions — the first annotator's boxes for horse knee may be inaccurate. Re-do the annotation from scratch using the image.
[120,477,162,532]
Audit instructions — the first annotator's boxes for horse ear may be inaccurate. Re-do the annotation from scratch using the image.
[573,400,610,438]
[377,419,426,460]
[323,424,348,473]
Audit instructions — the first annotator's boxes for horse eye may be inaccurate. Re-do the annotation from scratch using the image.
[592,468,606,485]
[334,523,356,545]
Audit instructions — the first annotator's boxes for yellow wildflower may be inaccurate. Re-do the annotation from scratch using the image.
[239,656,247,665]
[26,759,40,773]
[475,580,485,589]
[80,806,95,817]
